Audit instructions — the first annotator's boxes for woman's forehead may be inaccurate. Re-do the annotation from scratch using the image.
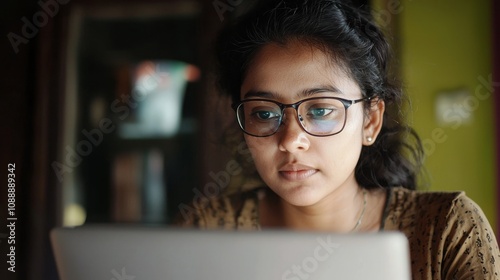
[241,41,361,100]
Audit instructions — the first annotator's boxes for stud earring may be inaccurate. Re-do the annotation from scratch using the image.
[366,136,373,142]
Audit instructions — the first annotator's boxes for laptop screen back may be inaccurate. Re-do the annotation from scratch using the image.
[51,226,411,280]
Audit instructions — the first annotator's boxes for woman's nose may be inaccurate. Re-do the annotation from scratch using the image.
[277,111,311,152]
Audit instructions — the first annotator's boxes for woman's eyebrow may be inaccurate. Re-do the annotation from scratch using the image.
[242,90,280,99]
[242,85,342,99]
[300,85,343,97]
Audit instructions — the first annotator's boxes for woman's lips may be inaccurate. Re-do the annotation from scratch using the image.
[279,167,318,181]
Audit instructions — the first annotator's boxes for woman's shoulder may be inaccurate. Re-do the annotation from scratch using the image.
[387,186,465,215]
[174,187,263,230]
[385,188,500,279]
[384,186,485,228]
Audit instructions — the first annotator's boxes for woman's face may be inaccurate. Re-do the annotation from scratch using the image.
[240,41,381,207]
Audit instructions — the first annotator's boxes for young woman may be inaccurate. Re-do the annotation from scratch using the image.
[178,0,500,278]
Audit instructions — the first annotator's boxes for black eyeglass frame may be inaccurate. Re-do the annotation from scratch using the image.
[232,96,373,137]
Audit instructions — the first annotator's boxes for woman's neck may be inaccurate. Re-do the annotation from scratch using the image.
[259,184,381,232]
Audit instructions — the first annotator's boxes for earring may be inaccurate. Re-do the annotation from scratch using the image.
[366,136,373,142]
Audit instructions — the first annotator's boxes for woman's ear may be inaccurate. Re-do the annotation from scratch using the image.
[362,98,385,146]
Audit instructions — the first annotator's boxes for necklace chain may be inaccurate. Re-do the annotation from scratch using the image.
[351,189,367,232]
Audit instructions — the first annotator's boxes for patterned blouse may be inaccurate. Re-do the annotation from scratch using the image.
[177,186,500,279]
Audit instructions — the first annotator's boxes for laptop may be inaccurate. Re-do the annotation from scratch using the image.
[50,225,411,280]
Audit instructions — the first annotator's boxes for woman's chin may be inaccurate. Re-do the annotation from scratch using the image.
[273,186,325,207]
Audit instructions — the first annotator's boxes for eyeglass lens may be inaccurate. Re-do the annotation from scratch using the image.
[236,98,346,136]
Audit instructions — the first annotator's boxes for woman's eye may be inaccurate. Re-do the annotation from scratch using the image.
[308,108,334,118]
[252,110,279,120]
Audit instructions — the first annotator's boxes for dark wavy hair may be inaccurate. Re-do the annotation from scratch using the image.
[215,0,424,190]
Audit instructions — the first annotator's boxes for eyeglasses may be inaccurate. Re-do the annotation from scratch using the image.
[232,96,371,137]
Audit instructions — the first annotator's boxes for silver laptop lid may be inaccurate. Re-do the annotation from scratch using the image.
[51,226,411,280]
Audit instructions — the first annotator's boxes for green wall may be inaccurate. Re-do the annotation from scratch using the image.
[374,0,496,228]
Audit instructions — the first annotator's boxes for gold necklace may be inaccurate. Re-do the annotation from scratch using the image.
[351,189,367,232]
